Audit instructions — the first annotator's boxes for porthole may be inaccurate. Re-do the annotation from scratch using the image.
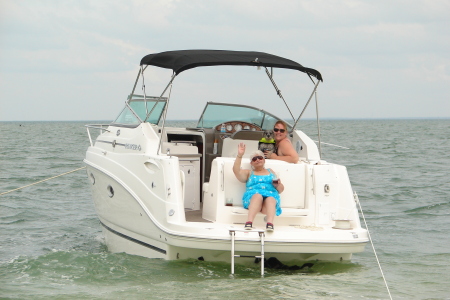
[107,185,114,198]
[89,173,95,185]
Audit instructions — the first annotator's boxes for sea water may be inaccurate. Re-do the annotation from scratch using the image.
[0,119,449,299]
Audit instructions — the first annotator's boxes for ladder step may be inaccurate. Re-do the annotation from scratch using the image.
[234,255,262,258]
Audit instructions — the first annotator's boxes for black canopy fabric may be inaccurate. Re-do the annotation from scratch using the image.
[140,50,322,81]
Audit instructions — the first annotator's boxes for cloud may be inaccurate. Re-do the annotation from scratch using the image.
[0,1,171,73]
[1,0,449,121]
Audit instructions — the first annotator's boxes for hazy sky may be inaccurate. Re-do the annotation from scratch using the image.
[1,0,449,121]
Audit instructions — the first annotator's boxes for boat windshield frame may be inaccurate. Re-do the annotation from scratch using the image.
[111,95,167,127]
[196,102,292,131]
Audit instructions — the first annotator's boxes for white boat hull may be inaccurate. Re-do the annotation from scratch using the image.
[84,51,368,266]
[84,126,368,265]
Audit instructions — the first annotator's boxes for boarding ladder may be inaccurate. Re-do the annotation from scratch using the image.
[229,228,265,276]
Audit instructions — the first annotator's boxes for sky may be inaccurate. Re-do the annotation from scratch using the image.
[1,0,449,121]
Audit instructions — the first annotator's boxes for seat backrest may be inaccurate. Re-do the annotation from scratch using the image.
[231,130,264,140]
[221,138,259,158]
[222,159,250,207]
[221,158,306,209]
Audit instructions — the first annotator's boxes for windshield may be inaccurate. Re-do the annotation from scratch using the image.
[196,102,290,130]
[113,96,167,126]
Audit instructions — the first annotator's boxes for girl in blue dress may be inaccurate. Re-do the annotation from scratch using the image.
[233,142,284,231]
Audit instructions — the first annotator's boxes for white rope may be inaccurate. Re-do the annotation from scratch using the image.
[0,166,86,196]
[355,192,393,300]
[314,140,350,149]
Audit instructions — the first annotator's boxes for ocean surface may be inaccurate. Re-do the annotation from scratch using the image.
[1,119,449,299]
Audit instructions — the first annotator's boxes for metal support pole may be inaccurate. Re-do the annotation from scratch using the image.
[156,76,175,155]
[260,232,265,276]
[264,67,295,122]
[145,73,176,123]
[315,90,322,159]
[230,230,235,275]
[128,67,143,102]
[140,65,148,115]
[292,80,320,131]
[123,68,145,125]
[86,127,93,147]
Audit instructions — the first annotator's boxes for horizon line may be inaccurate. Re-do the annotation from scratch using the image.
[1,116,450,123]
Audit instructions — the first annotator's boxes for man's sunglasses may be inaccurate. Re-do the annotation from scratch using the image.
[251,156,264,162]
[273,128,286,133]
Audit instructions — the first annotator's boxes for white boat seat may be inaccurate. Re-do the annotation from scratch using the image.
[202,157,309,223]
[221,158,307,217]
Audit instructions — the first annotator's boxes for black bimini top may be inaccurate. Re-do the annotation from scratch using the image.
[140,50,322,81]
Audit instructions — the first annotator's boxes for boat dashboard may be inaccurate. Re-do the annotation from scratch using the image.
[214,121,262,133]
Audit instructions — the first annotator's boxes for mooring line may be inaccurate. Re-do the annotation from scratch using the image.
[314,140,350,149]
[355,192,393,300]
[0,166,86,196]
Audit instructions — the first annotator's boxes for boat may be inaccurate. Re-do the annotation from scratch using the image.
[84,50,368,268]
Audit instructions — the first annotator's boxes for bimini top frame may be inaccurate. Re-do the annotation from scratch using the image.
[130,50,324,156]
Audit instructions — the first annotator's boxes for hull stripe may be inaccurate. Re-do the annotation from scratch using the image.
[100,221,167,254]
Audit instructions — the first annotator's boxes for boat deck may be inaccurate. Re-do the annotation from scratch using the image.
[185,208,211,223]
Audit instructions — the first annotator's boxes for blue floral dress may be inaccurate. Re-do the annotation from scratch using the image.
[242,169,282,216]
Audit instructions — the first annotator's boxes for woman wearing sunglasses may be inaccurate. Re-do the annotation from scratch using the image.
[264,120,299,163]
[233,142,284,231]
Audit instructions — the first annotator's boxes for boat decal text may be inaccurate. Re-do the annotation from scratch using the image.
[125,143,142,151]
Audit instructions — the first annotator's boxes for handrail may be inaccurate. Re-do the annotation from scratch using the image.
[85,124,111,131]
[85,124,110,147]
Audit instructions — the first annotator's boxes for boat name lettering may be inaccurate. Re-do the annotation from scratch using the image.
[125,143,141,151]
